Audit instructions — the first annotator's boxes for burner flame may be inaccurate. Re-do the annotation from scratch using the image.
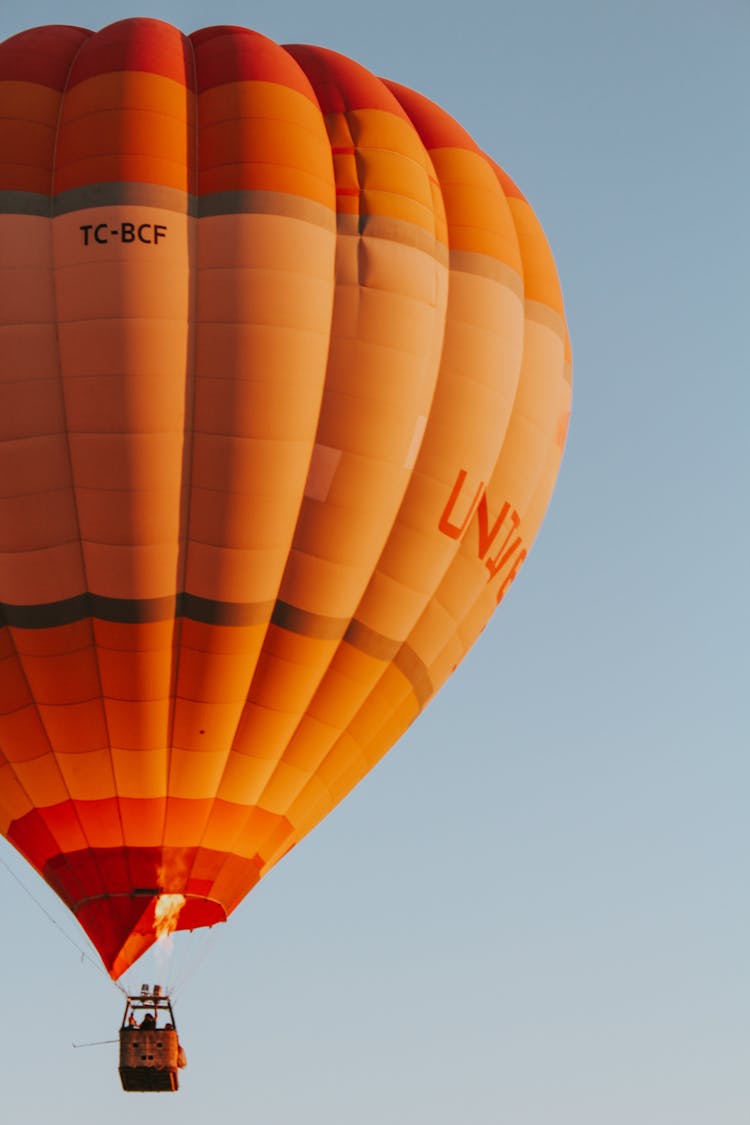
[154,894,186,943]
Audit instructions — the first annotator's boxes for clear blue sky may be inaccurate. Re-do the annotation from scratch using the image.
[0,2,747,1122]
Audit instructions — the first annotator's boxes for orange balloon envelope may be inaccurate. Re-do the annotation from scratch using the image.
[0,19,571,977]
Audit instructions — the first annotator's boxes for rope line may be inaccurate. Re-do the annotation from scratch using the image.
[0,850,127,994]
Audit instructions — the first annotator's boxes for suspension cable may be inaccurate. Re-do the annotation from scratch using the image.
[0,850,127,994]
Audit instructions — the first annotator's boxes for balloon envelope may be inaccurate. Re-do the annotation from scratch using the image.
[0,19,571,977]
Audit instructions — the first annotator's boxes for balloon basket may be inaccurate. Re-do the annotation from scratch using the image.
[118,984,186,1093]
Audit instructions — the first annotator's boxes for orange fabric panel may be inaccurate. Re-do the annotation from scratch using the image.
[197,82,334,204]
[0,706,52,764]
[54,73,195,193]
[505,193,565,316]
[0,764,34,833]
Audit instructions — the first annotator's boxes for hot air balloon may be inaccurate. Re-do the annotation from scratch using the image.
[0,19,571,982]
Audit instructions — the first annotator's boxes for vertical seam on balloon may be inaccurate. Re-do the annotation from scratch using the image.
[165,30,204,899]
[0,30,82,874]
[174,31,276,909]
[321,159,527,797]
[51,27,132,905]
[377,159,545,723]
[253,87,449,821]
[161,29,200,869]
[238,62,362,834]
[2,27,116,915]
[187,41,338,886]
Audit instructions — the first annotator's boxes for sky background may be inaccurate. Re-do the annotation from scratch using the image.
[0,1,747,1122]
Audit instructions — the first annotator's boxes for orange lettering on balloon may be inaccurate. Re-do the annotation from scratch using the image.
[438,469,484,540]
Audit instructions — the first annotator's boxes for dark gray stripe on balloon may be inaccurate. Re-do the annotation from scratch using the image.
[449,248,524,294]
[0,593,271,629]
[271,600,348,640]
[337,212,449,263]
[0,190,50,216]
[53,182,195,216]
[197,189,336,230]
[0,184,337,229]
[1,594,435,705]
[343,618,400,661]
[394,644,434,707]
